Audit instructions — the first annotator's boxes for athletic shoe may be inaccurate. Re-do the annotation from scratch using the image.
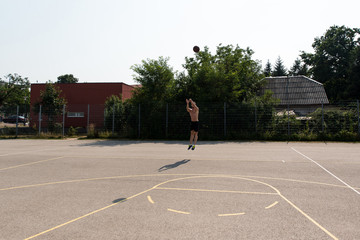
[188,145,192,150]
[191,145,195,150]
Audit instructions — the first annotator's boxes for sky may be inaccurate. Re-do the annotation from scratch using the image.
[1,0,359,85]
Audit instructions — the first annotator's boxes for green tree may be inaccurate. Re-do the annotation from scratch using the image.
[56,74,79,84]
[130,57,175,138]
[33,82,67,132]
[0,73,30,107]
[104,94,126,134]
[263,60,272,77]
[130,57,175,104]
[272,56,287,76]
[289,58,309,76]
[347,46,360,99]
[301,25,360,101]
[176,44,264,102]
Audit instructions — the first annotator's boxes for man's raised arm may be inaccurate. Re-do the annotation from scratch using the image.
[190,99,198,111]
[186,99,191,112]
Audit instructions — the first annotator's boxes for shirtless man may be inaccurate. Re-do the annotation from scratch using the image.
[186,99,199,150]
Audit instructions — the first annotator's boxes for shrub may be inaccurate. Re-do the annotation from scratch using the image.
[87,124,99,138]
[67,126,78,137]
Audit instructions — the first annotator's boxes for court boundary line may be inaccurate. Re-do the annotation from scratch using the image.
[291,147,360,195]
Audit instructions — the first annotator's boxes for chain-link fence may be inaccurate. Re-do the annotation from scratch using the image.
[1,101,360,140]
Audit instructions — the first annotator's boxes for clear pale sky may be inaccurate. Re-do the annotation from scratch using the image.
[1,0,359,85]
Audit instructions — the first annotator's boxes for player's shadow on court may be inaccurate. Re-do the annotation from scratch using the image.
[112,198,127,203]
[158,159,191,172]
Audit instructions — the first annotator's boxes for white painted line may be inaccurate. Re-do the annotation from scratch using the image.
[291,147,360,195]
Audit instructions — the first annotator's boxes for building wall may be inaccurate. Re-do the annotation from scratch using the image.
[30,83,135,129]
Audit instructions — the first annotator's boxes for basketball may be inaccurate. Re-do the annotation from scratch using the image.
[193,46,200,53]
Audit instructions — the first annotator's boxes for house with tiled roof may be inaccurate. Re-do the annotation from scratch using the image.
[261,76,329,115]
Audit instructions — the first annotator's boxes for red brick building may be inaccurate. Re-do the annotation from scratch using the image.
[30,83,136,129]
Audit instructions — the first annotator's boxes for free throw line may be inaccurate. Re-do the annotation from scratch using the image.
[291,147,360,195]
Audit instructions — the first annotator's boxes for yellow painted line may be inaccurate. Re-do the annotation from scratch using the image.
[167,209,190,215]
[147,195,155,204]
[265,201,279,209]
[0,174,169,192]
[24,187,152,240]
[156,187,277,195]
[20,174,338,240]
[155,175,339,240]
[218,212,245,217]
[0,148,65,157]
[0,156,65,171]
[242,175,360,191]
[23,176,200,239]
[0,150,45,157]
[1,173,359,192]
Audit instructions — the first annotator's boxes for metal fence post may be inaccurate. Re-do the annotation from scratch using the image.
[16,105,19,138]
[321,101,324,132]
[357,100,360,135]
[286,77,290,137]
[62,104,65,138]
[112,103,115,134]
[103,108,106,129]
[254,101,257,133]
[39,105,42,135]
[87,104,90,132]
[287,103,290,137]
[224,102,227,138]
[138,104,141,138]
[166,103,168,138]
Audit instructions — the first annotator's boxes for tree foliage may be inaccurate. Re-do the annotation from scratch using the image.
[56,74,79,84]
[130,57,175,104]
[263,60,272,77]
[33,83,67,131]
[301,25,360,101]
[130,45,264,104]
[289,58,309,76]
[272,56,287,76]
[0,73,30,107]
[104,94,127,133]
[175,44,264,102]
[158,44,263,102]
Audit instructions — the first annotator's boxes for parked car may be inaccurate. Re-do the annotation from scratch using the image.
[3,115,27,124]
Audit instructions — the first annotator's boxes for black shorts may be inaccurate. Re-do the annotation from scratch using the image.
[190,121,199,132]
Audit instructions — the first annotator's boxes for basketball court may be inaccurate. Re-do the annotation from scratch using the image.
[0,139,359,239]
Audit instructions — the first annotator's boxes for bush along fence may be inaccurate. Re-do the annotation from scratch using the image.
[1,101,360,141]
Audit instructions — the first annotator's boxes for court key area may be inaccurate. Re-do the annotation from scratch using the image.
[0,139,359,239]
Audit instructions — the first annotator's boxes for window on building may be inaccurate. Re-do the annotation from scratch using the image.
[67,112,84,118]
